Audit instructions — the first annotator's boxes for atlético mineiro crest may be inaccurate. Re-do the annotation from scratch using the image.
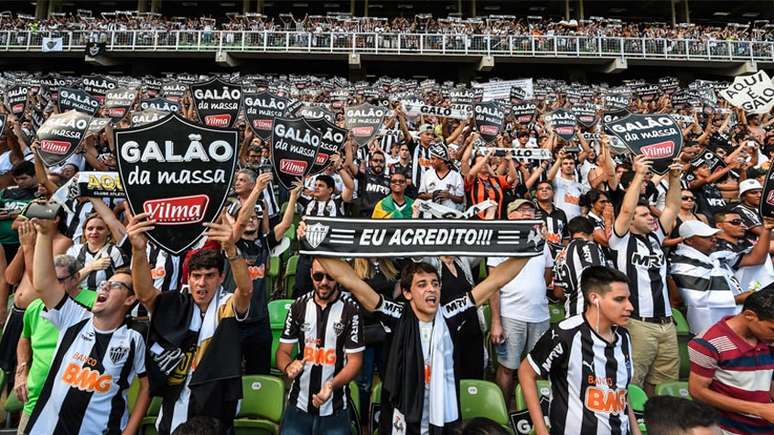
[333,321,345,336]
[109,345,129,364]
[306,223,330,249]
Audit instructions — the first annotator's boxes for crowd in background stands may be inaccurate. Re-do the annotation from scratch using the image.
[0,11,772,42]
[0,69,770,434]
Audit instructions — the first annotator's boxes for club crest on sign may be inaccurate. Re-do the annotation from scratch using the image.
[306,223,330,249]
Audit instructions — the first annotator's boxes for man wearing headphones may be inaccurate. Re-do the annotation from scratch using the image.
[518,266,641,435]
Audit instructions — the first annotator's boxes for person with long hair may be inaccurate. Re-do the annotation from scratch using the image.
[663,189,708,248]
[582,189,614,247]
[66,213,125,290]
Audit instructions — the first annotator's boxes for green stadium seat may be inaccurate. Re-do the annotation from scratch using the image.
[140,396,162,435]
[4,390,21,413]
[283,255,299,298]
[369,381,382,435]
[515,380,551,411]
[672,310,693,380]
[672,310,690,335]
[628,384,648,434]
[265,256,281,299]
[481,304,491,335]
[234,375,285,435]
[478,261,488,282]
[549,304,565,323]
[460,379,511,432]
[349,381,360,435]
[655,381,692,400]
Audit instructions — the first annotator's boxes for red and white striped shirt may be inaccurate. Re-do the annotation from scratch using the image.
[688,316,774,434]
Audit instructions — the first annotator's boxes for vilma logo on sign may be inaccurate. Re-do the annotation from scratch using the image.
[142,194,209,225]
[108,108,126,118]
[640,141,674,159]
[11,104,23,113]
[253,119,272,130]
[480,125,498,135]
[352,126,374,136]
[204,114,231,127]
[280,159,307,176]
[315,153,328,165]
[40,140,71,155]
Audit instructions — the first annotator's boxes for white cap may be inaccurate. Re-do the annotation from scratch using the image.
[739,179,763,197]
[679,220,720,239]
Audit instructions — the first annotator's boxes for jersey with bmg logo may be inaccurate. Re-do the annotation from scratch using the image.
[25,295,146,435]
[527,315,633,435]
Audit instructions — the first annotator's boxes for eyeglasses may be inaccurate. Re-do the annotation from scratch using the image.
[681,196,695,201]
[98,280,133,293]
[56,272,76,283]
[311,272,334,282]
[724,219,744,226]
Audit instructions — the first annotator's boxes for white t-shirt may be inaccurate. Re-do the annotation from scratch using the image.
[418,169,464,216]
[553,175,583,221]
[488,244,553,323]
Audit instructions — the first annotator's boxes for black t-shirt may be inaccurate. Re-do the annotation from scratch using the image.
[358,169,390,217]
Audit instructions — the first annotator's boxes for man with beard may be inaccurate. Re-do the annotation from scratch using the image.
[534,181,569,259]
[301,219,532,434]
[357,150,391,217]
[127,212,252,435]
[276,258,364,435]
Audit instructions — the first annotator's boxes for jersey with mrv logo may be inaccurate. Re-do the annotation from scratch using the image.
[280,292,364,416]
[527,315,634,435]
[26,295,146,435]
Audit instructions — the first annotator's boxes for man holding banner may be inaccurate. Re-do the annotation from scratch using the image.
[298,221,534,434]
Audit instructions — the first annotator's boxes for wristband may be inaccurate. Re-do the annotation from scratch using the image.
[282,361,293,374]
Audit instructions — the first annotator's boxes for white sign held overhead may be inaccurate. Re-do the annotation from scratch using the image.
[720,70,774,115]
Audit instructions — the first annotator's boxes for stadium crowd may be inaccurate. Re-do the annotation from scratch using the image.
[0,10,772,42]
[0,68,769,435]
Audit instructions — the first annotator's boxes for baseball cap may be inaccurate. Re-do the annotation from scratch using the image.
[679,220,720,239]
[418,124,434,134]
[429,143,449,161]
[739,179,763,197]
[507,199,537,214]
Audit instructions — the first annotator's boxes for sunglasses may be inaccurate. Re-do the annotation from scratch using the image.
[681,196,695,201]
[312,272,334,282]
[724,219,743,226]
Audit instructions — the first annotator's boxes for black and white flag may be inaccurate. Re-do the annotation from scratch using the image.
[300,217,545,257]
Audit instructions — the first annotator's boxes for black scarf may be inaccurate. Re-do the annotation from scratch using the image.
[381,306,425,434]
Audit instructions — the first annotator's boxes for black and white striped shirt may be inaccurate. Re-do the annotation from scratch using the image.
[280,292,364,416]
[527,315,634,435]
[67,243,126,291]
[411,141,433,189]
[304,195,346,217]
[26,295,146,435]
[553,239,612,317]
[608,227,670,318]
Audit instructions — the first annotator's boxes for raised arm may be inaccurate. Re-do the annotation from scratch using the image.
[614,155,651,237]
[89,198,126,243]
[31,218,64,309]
[658,161,683,235]
[126,213,161,313]
[204,213,252,316]
[317,256,380,311]
[273,180,301,241]
[471,257,529,306]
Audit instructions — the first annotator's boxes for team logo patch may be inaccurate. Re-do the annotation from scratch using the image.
[109,345,129,364]
[306,223,330,249]
[302,322,312,333]
[333,321,345,336]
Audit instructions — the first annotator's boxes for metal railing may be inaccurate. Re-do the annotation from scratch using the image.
[4,30,773,62]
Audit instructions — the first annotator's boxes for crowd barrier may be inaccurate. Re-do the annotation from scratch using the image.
[5,29,773,62]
